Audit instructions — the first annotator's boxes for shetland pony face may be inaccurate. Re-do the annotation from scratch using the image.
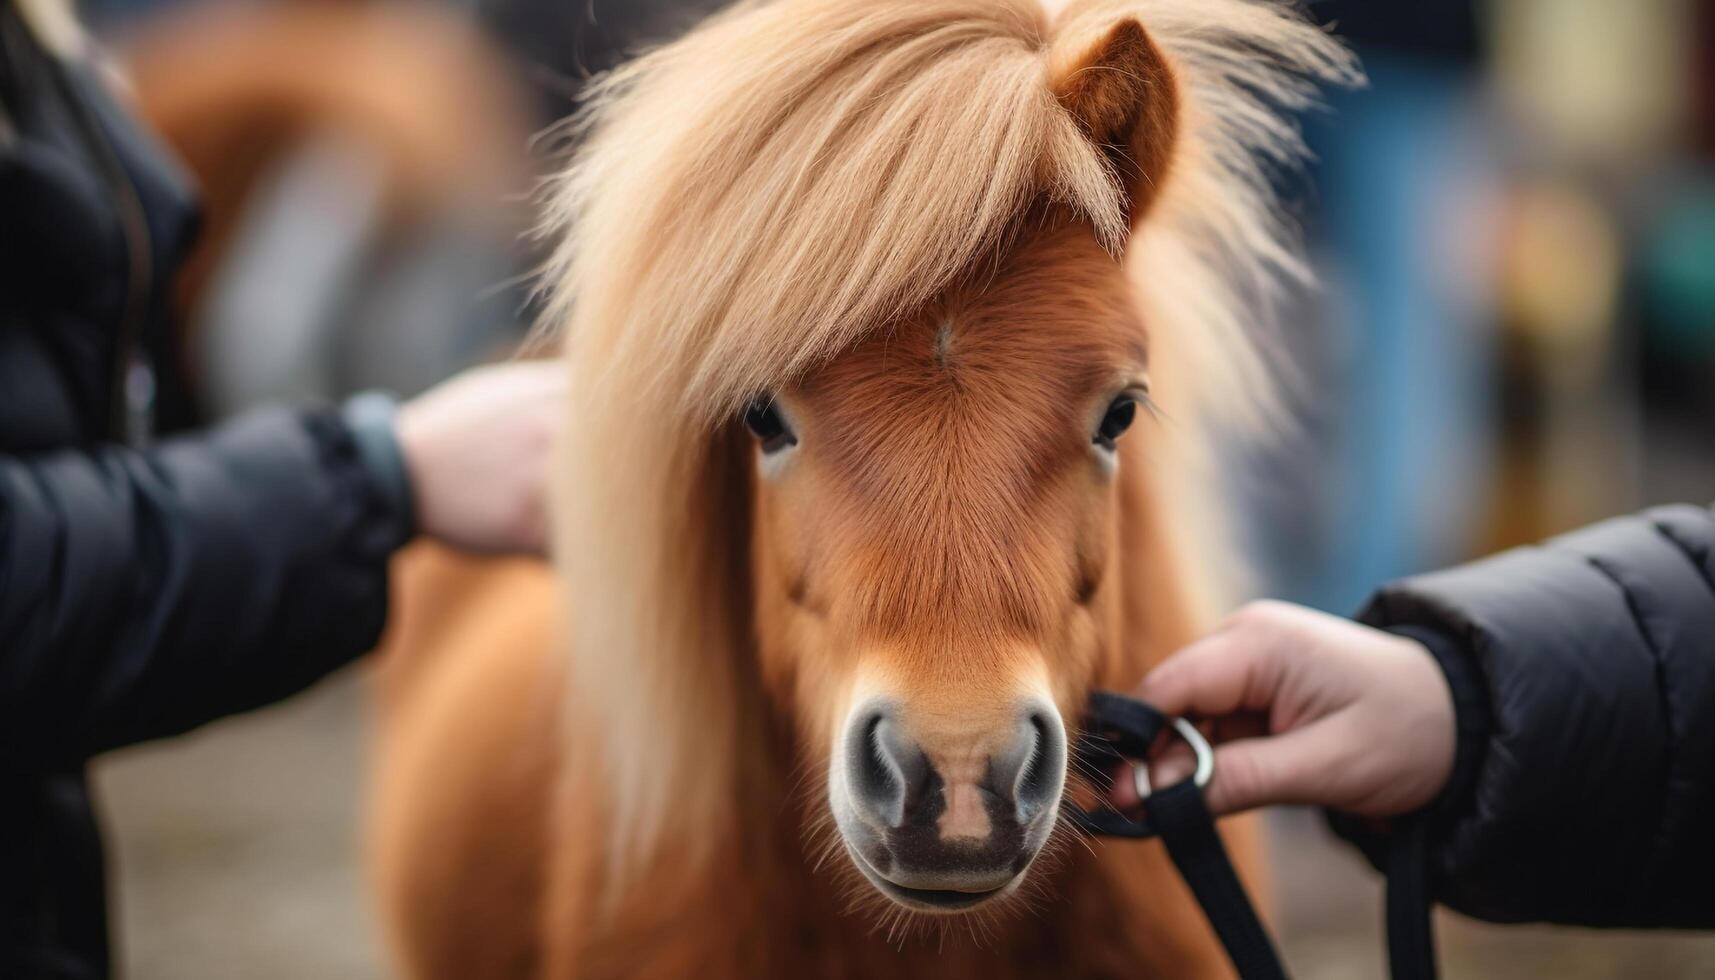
[544,0,1355,931]
[746,223,1151,912]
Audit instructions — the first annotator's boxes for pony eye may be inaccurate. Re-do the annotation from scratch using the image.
[1093,396,1138,451]
[743,398,797,453]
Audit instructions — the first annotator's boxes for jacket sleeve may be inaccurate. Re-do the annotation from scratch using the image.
[0,407,413,771]
[1333,503,1715,928]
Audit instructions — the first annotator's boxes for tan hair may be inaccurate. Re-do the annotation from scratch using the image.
[539,0,1356,887]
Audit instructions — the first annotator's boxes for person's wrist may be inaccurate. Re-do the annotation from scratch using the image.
[1385,624,1487,823]
[341,390,416,536]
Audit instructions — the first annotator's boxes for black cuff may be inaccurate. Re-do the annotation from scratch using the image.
[341,390,415,538]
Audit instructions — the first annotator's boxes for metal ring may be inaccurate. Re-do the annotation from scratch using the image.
[1129,717,1214,801]
[1131,758,1152,800]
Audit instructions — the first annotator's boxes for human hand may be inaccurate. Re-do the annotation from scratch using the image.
[1117,601,1456,818]
[395,360,565,555]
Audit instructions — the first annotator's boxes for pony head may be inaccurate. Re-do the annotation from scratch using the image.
[749,221,1158,909]
[543,0,1353,920]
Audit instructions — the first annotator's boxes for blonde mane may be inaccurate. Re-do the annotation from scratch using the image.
[540,0,1357,887]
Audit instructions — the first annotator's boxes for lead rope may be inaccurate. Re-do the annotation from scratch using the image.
[1385,814,1437,980]
[1149,780,1288,980]
[1071,691,1437,980]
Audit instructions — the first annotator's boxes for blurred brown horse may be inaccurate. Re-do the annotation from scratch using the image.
[123,0,529,352]
[370,0,1355,976]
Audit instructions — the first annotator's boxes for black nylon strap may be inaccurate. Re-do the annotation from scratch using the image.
[1071,690,1440,980]
[1071,692,1288,978]
[1066,691,1170,838]
[1385,814,1437,980]
[1150,781,1291,980]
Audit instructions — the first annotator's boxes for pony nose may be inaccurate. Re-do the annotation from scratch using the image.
[844,703,1065,833]
[999,709,1067,825]
[847,709,930,830]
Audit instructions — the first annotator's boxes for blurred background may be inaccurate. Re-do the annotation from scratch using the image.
[71,0,1715,976]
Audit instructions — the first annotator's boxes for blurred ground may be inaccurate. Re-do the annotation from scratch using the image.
[95,672,384,980]
[95,675,1715,979]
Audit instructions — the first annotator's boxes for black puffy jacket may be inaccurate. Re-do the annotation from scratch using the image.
[0,9,411,977]
[1338,502,1715,929]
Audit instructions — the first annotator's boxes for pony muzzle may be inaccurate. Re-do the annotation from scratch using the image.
[830,696,1067,912]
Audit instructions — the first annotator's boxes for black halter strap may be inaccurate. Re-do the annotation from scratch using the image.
[1069,691,1436,980]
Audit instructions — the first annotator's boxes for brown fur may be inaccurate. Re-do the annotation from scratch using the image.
[1051,19,1180,219]
[121,2,529,320]
[369,226,1269,977]
[371,0,1353,976]
[374,483,1267,979]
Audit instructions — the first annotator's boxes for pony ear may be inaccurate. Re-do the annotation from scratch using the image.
[1049,18,1180,224]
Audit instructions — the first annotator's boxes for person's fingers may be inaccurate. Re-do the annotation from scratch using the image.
[1107,724,1333,816]
[1139,714,1264,788]
[1109,741,1195,809]
[1209,711,1269,745]
[1198,721,1346,815]
[1145,742,1197,794]
[1136,625,1286,721]
[1109,719,1368,816]
[1107,708,1260,806]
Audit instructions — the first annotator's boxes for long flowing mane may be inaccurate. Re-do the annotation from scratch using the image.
[539,0,1356,887]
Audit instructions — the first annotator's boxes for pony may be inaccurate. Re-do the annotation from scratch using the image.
[368,0,1356,976]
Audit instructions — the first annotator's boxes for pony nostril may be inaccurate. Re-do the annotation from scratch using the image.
[848,709,926,830]
[1011,709,1066,824]
[852,714,898,825]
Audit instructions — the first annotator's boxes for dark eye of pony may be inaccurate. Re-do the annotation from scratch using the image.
[1094,396,1138,451]
[743,398,797,453]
